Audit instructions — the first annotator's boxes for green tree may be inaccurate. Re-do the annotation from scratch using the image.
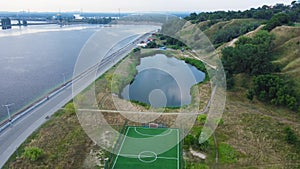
[264,13,290,31]
[184,134,195,150]
[222,30,274,76]
[213,22,260,44]
[133,47,141,53]
[284,127,298,144]
[252,74,297,109]
[198,140,209,152]
[246,89,254,101]
[146,41,157,48]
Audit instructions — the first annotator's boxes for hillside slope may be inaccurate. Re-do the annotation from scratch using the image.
[167,18,300,168]
[272,26,300,98]
[211,25,300,168]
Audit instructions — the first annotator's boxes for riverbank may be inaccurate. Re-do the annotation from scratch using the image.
[0,24,156,126]
[3,47,212,168]
[0,29,156,168]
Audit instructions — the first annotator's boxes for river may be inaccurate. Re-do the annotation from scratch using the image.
[0,24,158,121]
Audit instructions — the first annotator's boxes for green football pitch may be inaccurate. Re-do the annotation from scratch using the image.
[110,126,181,169]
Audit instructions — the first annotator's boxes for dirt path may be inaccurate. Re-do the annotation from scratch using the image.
[226,25,265,47]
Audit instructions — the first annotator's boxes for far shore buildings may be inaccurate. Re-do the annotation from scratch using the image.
[73,14,84,20]
[1,17,12,30]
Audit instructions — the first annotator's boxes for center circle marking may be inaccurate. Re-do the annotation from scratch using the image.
[138,151,157,163]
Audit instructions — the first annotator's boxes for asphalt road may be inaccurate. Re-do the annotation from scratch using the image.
[0,31,153,168]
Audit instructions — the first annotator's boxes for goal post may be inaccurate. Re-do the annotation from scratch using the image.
[149,122,159,128]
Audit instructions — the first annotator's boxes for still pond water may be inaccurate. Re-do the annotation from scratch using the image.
[121,54,205,108]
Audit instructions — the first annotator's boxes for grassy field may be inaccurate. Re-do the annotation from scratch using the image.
[8,88,299,168]
[110,127,181,169]
[3,104,98,169]
[213,89,300,168]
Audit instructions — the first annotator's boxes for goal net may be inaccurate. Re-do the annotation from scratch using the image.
[149,122,159,128]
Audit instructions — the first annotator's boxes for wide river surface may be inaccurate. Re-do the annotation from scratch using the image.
[0,24,157,121]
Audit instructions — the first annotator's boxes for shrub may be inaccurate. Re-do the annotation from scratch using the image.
[284,127,298,144]
[252,74,297,110]
[23,146,44,161]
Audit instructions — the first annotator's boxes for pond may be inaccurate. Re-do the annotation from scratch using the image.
[121,54,206,108]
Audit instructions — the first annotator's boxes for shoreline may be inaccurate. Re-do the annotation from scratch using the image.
[0,30,155,133]
[0,30,156,168]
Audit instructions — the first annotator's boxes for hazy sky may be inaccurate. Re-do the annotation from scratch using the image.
[0,0,294,13]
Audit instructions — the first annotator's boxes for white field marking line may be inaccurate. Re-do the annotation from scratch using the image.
[134,127,173,137]
[138,151,157,163]
[118,154,178,160]
[111,127,130,169]
[157,156,178,160]
[139,155,156,158]
[138,151,157,157]
[118,154,138,157]
[177,129,179,169]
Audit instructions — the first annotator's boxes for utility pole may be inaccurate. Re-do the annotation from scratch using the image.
[62,73,66,85]
[2,103,14,124]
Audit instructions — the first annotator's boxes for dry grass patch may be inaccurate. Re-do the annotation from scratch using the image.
[4,108,102,169]
[214,90,300,169]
